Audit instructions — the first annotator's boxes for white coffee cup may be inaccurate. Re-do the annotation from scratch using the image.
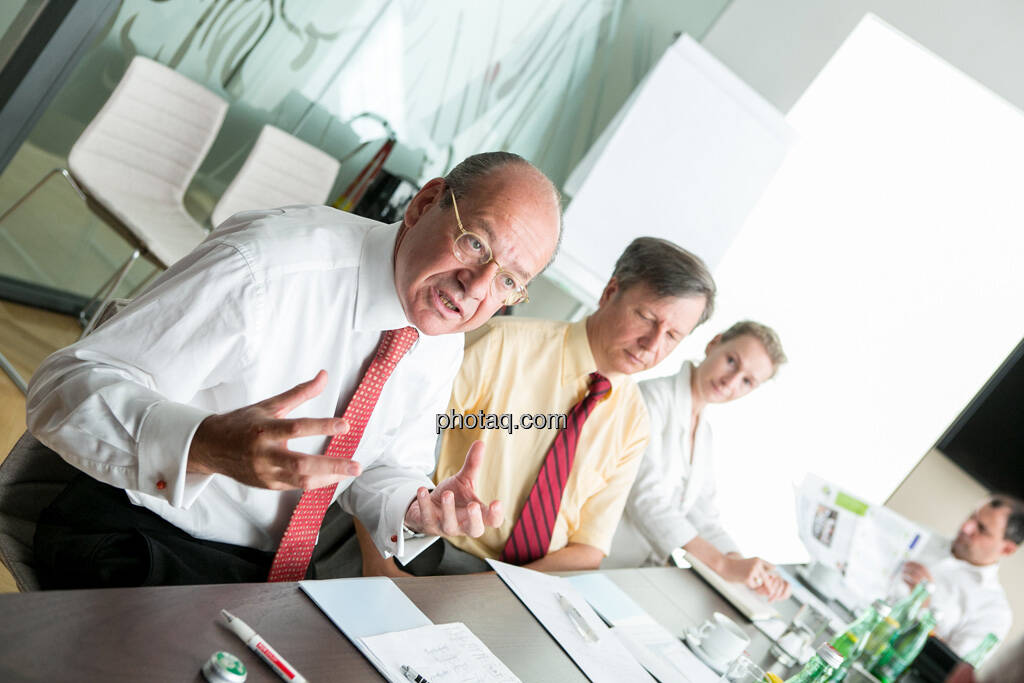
[695,612,750,663]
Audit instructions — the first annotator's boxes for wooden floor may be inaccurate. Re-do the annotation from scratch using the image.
[0,299,82,592]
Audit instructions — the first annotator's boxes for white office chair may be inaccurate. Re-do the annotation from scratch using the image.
[0,55,228,344]
[209,124,341,228]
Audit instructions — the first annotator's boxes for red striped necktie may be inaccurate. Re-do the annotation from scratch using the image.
[267,326,419,582]
[500,372,612,565]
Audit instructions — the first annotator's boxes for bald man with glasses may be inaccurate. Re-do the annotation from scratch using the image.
[28,151,562,588]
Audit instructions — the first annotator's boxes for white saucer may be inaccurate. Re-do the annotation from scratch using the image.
[683,630,734,675]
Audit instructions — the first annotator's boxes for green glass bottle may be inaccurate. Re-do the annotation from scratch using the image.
[857,613,902,672]
[962,633,998,668]
[785,644,845,683]
[889,580,933,631]
[826,600,890,682]
[870,610,937,683]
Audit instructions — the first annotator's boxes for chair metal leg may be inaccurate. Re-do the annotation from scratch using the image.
[126,267,158,298]
[0,167,89,224]
[79,248,140,338]
[0,169,59,226]
[0,351,28,394]
[0,165,142,337]
[1,165,130,334]
[77,249,133,325]
[0,168,91,391]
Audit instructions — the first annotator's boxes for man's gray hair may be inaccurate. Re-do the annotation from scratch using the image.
[611,237,716,326]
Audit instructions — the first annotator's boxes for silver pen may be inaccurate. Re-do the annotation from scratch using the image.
[556,592,599,643]
[401,664,431,683]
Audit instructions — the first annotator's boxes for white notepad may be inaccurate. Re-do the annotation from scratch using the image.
[361,622,522,683]
[299,576,432,641]
[676,551,781,622]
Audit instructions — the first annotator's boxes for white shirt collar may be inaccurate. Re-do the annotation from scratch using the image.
[940,552,1003,587]
[971,558,1003,586]
[674,360,694,415]
[355,221,410,332]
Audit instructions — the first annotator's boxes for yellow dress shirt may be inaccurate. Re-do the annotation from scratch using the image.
[435,317,650,560]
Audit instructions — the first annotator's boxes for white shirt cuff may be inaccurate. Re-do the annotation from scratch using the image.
[137,400,214,507]
[379,481,439,562]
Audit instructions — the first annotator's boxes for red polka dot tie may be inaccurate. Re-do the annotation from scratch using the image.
[267,327,419,582]
[500,372,611,565]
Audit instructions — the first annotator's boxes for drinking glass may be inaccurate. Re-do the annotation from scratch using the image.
[769,603,831,666]
[719,654,767,683]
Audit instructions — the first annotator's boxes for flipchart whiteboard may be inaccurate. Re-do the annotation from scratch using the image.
[548,34,794,304]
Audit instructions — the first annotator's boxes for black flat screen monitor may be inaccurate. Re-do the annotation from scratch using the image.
[937,337,1024,499]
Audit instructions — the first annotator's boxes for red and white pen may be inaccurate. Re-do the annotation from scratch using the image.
[221,609,308,683]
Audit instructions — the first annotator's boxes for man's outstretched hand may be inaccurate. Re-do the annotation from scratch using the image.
[404,441,503,537]
[187,370,361,489]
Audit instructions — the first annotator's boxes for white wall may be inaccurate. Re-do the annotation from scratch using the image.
[698,2,1024,646]
[702,0,1024,115]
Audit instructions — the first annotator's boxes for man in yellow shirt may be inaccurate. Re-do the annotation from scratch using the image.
[360,237,717,574]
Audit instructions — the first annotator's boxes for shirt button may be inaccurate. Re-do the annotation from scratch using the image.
[156,479,167,490]
[390,535,398,543]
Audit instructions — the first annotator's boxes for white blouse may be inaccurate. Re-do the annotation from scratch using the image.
[605,361,740,567]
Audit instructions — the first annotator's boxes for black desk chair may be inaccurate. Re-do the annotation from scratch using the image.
[0,298,129,591]
[0,432,78,591]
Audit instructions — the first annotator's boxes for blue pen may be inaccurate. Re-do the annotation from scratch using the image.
[889,533,922,587]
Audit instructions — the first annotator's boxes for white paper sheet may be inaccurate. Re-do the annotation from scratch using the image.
[299,577,432,640]
[488,560,653,682]
[567,573,649,626]
[615,619,719,683]
[299,577,434,680]
[567,574,718,683]
[360,622,522,683]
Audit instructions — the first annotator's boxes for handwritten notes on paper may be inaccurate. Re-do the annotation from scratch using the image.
[361,622,522,683]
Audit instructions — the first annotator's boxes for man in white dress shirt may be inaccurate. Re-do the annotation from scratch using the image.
[26,151,561,587]
[900,495,1022,657]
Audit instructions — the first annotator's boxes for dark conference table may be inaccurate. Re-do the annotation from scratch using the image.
[0,567,789,682]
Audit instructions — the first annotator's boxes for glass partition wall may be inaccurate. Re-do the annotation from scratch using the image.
[0,0,730,308]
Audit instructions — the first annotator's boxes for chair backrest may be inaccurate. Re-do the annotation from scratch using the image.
[68,55,228,204]
[210,124,341,228]
[0,433,80,591]
[0,298,130,591]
